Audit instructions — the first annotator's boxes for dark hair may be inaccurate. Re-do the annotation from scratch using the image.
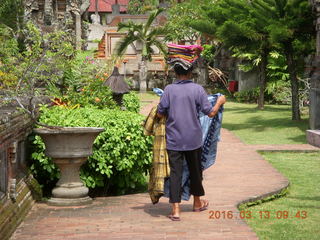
[173,64,193,76]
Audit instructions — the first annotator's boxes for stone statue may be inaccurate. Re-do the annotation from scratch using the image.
[90,14,101,25]
[139,60,148,92]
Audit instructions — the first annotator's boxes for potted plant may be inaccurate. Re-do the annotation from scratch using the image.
[1,23,106,206]
[33,127,104,205]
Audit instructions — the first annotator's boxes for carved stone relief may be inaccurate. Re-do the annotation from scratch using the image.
[24,0,90,49]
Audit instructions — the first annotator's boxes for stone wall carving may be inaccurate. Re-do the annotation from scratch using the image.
[0,106,42,240]
[24,0,90,49]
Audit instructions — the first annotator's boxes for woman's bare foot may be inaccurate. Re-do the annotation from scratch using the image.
[167,203,181,221]
[171,203,180,216]
[193,196,209,212]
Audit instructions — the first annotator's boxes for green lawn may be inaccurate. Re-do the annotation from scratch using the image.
[221,101,320,239]
[223,101,309,144]
[244,152,320,240]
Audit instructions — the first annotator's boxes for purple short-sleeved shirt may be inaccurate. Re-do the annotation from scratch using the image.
[157,79,213,151]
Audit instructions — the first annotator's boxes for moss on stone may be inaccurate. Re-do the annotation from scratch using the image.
[25,175,43,201]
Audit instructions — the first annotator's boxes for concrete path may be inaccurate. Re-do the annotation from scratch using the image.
[10,101,302,240]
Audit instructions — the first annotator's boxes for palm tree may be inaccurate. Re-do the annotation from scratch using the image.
[115,8,167,92]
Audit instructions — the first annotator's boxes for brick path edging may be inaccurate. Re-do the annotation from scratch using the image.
[236,181,289,210]
[249,144,319,152]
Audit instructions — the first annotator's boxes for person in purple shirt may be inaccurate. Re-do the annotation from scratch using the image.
[157,64,226,221]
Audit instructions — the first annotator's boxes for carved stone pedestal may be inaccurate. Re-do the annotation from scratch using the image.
[34,127,104,206]
[48,157,92,206]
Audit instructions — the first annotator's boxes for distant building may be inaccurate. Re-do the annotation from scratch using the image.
[87,0,129,25]
[87,0,169,90]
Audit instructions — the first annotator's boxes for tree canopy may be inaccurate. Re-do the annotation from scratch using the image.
[0,0,24,31]
[173,0,315,120]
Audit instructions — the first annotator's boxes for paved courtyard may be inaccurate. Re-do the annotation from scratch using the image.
[10,100,317,240]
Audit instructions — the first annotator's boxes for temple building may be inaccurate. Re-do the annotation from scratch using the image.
[87,0,129,25]
[87,0,169,90]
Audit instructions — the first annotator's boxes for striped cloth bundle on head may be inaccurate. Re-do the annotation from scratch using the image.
[167,43,204,70]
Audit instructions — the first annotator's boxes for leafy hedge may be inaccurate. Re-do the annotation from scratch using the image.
[30,106,153,195]
[234,87,260,103]
[123,91,140,113]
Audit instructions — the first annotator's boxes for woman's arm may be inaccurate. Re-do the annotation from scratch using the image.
[207,95,226,118]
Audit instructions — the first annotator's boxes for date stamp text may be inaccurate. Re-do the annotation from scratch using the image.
[209,210,308,220]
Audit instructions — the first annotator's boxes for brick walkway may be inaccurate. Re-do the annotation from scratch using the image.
[11,100,314,240]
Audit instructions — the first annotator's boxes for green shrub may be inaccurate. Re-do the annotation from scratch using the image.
[234,87,260,103]
[266,78,310,107]
[123,91,140,113]
[266,80,291,105]
[30,106,153,195]
[62,77,117,109]
[201,44,216,65]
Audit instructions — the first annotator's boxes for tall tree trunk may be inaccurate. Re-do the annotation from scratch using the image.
[257,48,269,109]
[284,42,301,120]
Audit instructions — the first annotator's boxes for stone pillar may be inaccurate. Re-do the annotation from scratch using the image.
[75,12,82,50]
[44,0,53,25]
[316,1,320,56]
[309,0,320,130]
[200,58,209,86]
[309,81,320,129]
[112,4,120,15]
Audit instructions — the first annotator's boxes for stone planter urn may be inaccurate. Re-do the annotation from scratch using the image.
[34,127,104,206]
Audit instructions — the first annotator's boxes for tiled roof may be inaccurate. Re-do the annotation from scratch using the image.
[88,0,129,13]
